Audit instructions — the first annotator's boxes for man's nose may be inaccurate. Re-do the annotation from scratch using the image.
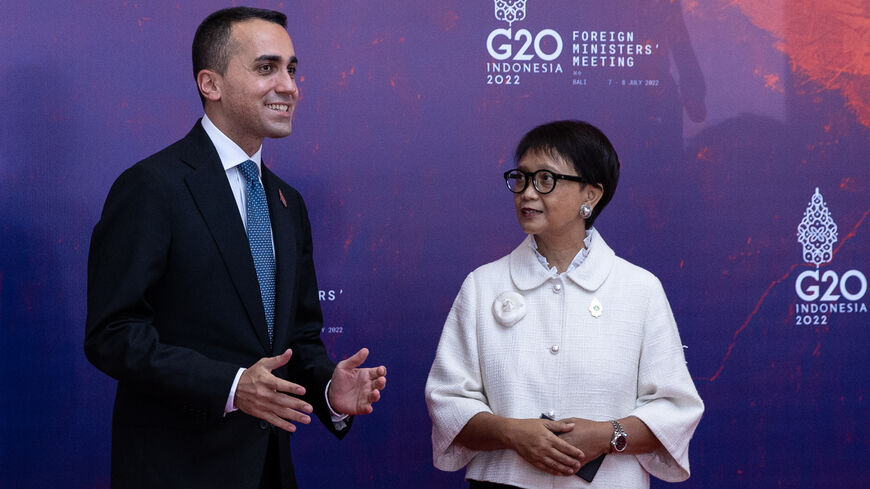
[276,71,298,95]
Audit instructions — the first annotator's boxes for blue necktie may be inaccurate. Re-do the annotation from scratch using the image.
[238,160,276,345]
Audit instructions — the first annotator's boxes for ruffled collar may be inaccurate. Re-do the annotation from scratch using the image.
[510,229,615,292]
[528,228,595,277]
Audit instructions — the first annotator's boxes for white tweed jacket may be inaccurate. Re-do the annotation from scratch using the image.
[425,233,704,489]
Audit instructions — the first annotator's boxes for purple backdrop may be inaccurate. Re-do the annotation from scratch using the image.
[1,1,868,487]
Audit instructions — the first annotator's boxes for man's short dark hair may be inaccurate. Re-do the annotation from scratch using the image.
[515,120,621,229]
[192,6,287,104]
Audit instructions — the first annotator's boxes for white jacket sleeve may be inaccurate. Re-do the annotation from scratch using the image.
[425,273,493,471]
[631,278,705,482]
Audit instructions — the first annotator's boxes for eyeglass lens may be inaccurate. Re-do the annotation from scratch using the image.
[505,170,557,194]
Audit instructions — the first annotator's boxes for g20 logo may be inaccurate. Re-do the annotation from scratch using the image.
[486,28,563,61]
[792,188,867,326]
[795,269,867,302]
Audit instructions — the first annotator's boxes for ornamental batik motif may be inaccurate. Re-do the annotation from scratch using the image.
[797,187,838,268]
[494,0,526,26]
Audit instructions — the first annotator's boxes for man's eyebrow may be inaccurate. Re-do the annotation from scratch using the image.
[253,54,298,65]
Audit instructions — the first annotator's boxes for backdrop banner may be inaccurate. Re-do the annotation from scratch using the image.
[1,1,867,487]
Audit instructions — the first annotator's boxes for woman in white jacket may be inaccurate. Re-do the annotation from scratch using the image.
[425,120,704,489]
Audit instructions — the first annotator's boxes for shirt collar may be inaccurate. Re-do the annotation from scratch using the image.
[201,113,263,173]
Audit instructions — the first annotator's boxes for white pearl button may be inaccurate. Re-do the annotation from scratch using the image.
[553,283,562,293]
[550,345,560,354]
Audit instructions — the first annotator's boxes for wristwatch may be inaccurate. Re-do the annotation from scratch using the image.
[610,419,627,453]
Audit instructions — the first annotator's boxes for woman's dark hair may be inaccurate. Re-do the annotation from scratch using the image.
[191,7,287,104]
[515,120,621,229]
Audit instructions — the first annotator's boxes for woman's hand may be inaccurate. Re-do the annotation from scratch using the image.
[503,418,585,476]
[456,413,584,476]
[558,416,664,458]
[556,418,612,462]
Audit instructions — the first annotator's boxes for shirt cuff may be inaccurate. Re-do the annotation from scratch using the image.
[225,367,246,414]
[325,380,349,428]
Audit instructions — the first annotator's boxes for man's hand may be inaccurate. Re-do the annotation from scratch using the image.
[327,348,387,415]
[505,418,584,476]
[234,349,313,432]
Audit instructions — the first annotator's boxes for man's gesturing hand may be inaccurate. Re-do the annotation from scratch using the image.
[327,348,387,415]
[234,349,313,432]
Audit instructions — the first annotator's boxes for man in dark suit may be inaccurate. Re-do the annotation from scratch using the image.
[84,7,387,489]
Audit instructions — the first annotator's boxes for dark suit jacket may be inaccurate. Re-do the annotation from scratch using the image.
[85,121,348,489]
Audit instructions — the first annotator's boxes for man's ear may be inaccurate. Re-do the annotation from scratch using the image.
[196,70,221,102]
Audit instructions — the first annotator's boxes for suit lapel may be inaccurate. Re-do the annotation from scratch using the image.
[181,122,272,351]
[262,165,297,353]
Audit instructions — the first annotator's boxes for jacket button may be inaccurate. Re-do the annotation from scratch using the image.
[259,420,269,430]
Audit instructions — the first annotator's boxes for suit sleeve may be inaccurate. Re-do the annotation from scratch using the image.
[84,164,239,424]
[284,189,351,437]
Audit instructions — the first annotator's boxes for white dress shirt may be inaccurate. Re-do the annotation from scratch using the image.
[201,115,345,423]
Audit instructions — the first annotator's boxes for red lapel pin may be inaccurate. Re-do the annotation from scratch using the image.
[278,188,287,208]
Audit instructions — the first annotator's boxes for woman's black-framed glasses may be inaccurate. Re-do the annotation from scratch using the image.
[503,169,585,194]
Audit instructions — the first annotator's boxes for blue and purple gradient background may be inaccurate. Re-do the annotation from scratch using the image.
[1,1,867,487]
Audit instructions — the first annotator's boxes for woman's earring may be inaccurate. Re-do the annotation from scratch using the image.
[580,204,593,219]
